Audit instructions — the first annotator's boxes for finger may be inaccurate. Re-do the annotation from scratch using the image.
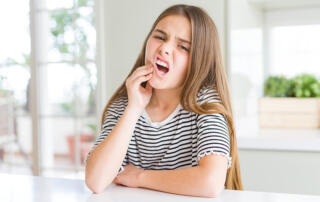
[130,65,153,80]
[134,73,153,86]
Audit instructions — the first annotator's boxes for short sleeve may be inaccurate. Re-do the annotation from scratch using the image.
[196,113,232,168]
[85,102,129,172]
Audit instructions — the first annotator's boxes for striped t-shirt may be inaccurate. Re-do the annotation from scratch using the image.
[88,88,231,172]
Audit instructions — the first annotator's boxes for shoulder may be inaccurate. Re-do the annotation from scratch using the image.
[196,87,228,129]
[105,96,128,118]
[197,86,221,105]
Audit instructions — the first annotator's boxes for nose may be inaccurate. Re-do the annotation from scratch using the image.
[159,42,173,56]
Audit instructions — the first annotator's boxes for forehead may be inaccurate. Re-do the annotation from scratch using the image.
[154,15,191,41]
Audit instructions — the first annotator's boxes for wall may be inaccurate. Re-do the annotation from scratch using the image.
[230,0,320,196]
[101,0,226,103]
[239,149,320,195]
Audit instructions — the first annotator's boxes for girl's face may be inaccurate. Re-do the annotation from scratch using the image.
[145,15,191,90]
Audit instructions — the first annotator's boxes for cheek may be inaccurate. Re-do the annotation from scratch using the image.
[174,54,189,76]
[146,39,158,58]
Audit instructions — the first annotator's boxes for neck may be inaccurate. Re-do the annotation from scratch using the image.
[148,88,182,110]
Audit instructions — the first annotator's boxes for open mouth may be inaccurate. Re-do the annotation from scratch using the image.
[156,63,169,73]
[155,59,169,74]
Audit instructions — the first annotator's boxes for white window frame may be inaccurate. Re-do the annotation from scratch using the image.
[29,0,100,176]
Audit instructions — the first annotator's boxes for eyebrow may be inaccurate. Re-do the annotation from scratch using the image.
[154,29,191,45]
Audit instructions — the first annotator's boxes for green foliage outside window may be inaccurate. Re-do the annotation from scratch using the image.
[50,0,96,115]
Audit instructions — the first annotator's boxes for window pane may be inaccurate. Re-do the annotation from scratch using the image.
[39,63,93,116]
[0,65,30,111]
[40,115,96,178]
[48,10,76,62]
[270,25,320,77]
[75,7,96,61]
[0,1,30,64]
[48,7,96,62]
[76,0,95,7]
[38,63,97,178]
[230,29,263,118]
[46,0,74,10]
[36,0,97,178]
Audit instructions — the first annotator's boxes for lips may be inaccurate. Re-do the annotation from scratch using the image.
[156,56,170,70]
[153,56,170,77]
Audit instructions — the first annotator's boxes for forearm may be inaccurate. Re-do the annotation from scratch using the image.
[138,166,220,198]
[85,106,141,193]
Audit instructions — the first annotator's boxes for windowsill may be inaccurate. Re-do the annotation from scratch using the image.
[235,116,320,152]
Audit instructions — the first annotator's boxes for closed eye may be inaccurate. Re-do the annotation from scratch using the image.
[154,35,165,41]
[178,45,189,52]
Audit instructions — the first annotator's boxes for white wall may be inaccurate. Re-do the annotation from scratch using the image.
[239,149,320,195]
[101,0,226,104]
[228,0,264,119]
[229,0,320,196]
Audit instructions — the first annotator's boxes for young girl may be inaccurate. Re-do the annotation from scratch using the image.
[85,4,243,197]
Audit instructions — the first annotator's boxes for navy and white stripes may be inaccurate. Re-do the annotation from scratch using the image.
[88,88,231,171]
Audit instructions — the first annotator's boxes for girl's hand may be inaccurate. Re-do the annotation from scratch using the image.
[126,64,153,112]
[113,164,144,188]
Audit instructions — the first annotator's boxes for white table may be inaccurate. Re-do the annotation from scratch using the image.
[1,173,319,202]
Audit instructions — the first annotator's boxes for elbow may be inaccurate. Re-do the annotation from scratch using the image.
[85,178,105,194]
[203,187,223,198]
[85,173,112,194]
[201,177,224,198]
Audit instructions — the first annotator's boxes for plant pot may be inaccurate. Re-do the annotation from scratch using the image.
[259,97,320,128]
[67,134,95,163]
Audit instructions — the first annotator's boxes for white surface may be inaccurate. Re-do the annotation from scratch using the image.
[1,173,320,202]
[237,128,320,152]
[236,117,320,152]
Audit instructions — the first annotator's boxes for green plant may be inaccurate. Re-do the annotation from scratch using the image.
[292,74,320,97]
[264,76,294,97]
[264,74,320,98]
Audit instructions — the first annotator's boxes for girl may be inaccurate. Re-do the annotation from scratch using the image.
[85,4,243,198]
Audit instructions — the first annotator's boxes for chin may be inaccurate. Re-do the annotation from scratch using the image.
[149,78,167,89]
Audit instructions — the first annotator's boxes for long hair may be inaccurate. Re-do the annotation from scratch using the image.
[101,4,243,190]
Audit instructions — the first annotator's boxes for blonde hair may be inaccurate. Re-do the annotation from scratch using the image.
[101,4,243,190]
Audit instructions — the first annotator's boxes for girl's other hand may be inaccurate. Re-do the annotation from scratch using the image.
[125,64,153,112]
[113,164,144,188]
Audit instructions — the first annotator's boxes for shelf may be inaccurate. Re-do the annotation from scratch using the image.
[248,0,320,10]
[237,128,320,152]
[235,116,320,152]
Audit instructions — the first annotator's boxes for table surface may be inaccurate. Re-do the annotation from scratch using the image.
[1,173,320,202]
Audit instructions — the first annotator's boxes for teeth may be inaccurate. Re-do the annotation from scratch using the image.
[155,60,168,68]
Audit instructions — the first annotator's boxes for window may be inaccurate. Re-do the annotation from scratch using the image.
[0,0,31,174]
[230,7,320,133]
[230,28,263,130]
[0,0,97,179]
[269,24,320,77]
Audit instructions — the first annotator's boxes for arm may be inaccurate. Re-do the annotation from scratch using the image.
[137,154,228,198]
[85,65,154,194]
[85,106,140,193]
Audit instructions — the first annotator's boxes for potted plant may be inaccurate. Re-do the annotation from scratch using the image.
[259,74,320,128]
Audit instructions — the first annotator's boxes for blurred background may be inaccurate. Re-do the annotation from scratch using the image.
[0,0,319,196]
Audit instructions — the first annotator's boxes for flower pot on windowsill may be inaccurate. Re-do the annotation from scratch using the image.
[258,97,320,128]
[66,134,95,163]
